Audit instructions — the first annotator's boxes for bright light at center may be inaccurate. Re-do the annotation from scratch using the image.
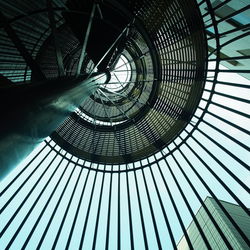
[104,55,132,91]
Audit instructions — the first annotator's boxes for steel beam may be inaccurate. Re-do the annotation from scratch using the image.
[47,0,65,76]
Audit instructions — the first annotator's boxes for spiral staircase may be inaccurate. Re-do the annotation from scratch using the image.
[0,0,249,249]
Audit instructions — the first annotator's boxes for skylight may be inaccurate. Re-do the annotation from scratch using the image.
[103,55,132,92]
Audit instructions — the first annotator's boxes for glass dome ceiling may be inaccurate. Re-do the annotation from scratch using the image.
[0,0,249,249]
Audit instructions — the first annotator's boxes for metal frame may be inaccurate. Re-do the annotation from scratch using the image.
[1,0,250,249]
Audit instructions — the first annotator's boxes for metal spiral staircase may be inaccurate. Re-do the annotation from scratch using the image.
[0,0,249,249]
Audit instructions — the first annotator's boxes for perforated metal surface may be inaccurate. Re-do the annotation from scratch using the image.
[51,0,207,164]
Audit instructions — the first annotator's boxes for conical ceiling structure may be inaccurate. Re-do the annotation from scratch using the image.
[0,0,249,249]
